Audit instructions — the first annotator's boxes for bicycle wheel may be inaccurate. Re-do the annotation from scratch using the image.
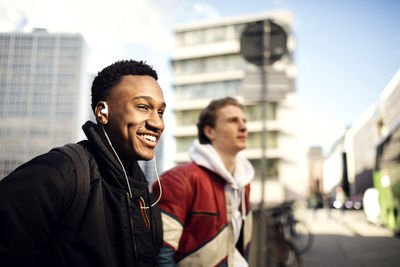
[292,220,314,254]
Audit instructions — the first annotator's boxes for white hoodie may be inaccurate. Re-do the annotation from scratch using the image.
[189,140,254,267]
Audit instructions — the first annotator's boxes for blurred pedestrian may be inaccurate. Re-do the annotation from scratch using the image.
[153,97,254,266]
[335,186,346,213]
[0,60,165,266]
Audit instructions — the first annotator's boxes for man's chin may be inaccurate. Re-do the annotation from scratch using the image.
[122,150,154,162]
[136,151,154,161]
[238,144,247,150]
[140,156,154,161]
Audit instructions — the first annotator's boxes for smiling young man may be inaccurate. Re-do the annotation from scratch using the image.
[153,97,254,266]
[0,60,165,267]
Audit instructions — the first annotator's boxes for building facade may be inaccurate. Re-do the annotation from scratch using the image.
[324,69,400,199]
[171,10,302,204]
[344,104,378,196]
[0,29,89,178]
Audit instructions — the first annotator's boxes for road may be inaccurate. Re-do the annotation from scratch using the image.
[299,208,400,267]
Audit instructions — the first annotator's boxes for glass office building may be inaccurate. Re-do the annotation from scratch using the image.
[0,29,89,178]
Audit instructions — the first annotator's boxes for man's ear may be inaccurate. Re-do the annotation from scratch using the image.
[94,101,108,125]
[203,125,215,142]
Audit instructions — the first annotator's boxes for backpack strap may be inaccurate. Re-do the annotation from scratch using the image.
[52,143,90,236]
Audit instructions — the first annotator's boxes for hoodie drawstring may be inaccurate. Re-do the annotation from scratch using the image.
[241,188,246,220]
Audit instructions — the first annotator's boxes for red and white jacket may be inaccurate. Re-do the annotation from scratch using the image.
[153,141,254,266]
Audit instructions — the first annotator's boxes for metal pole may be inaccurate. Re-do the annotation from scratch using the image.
[257,19,270,267]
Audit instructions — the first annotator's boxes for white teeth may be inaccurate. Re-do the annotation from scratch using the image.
[141,134,156,142]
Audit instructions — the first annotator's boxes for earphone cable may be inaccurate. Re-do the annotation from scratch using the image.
[141,156,162,209]
[101,125,133,199]
[101,125,162,208]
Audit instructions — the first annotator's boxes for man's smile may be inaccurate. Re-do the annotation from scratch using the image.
[137,133,157,146]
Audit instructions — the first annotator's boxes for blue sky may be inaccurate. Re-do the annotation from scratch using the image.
[167,0,400,125]
[1,0,400,154]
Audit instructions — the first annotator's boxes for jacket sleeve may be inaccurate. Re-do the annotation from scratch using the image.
[152,166,193,266]
[157,244,176,266]
[0,154,73,265]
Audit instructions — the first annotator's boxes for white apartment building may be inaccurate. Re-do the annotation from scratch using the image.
[0,29,89,178]
[171,10,302,205]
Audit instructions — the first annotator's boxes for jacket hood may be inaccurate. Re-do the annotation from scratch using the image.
[189,140,254,188]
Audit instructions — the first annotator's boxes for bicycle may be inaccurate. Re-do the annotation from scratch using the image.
[264,205,301,267]
[281,201,314,254]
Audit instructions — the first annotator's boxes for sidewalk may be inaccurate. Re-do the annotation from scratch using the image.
[299,208,400,267]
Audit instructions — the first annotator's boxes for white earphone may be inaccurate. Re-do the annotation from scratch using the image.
[100,102,108,115]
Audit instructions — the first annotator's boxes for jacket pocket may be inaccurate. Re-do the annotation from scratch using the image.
[189,211,218,216]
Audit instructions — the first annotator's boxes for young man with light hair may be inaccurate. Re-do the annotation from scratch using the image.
[154,97,254,266]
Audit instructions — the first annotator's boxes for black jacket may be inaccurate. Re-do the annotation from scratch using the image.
[0,121,163,267]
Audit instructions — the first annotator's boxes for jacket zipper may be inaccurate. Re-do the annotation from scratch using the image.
[126,192,138,259]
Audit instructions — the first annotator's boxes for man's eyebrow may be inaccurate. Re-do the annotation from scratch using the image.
[132,95,166,108]
[226,115,246,121]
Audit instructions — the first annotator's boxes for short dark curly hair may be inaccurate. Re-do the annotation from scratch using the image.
[91,60,158,111]
[197,97,243,144]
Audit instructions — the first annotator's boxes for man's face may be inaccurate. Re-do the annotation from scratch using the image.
[105,75,166,161]
[207,105,247,156]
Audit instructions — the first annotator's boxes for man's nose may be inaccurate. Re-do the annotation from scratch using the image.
[147,112,164,132]
[239,120,247,131]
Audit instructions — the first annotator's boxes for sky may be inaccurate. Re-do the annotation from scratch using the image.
[1,0,400,156]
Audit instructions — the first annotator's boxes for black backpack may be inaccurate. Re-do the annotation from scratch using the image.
[51,143,90,234]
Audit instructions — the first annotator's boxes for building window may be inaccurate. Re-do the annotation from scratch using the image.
[175,109,201,126]
[247,131,278,149]
[244,103,277,121]
[190,29,206,45]
[176,136,196,152]
[175,80,241,100]
[210,26,227,42]
[176,26,230,47]
[173,54,245,76]
[250,158,279,180]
